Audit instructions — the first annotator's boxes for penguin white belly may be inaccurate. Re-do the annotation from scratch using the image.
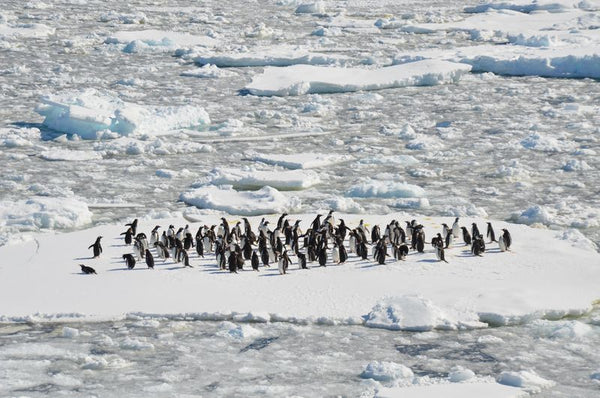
[348,236,355,253]
[332,247,340,264]
[498,235,507,252]
[452,224,460,238]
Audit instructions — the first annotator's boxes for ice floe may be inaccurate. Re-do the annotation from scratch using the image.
[180,64,236,79]
[106,29,218,53]
[497,370,556,393]
[0,196,92,230]
[179,185,302,215]
[375,382,527,398]
[0,213,598,326]
[192,167,321,190]
[40,149,102,162]
[247,152,351,169]
[35,89,210,139]
[347,180,426,199]
[244,60,472,96]
[194,44,347,67]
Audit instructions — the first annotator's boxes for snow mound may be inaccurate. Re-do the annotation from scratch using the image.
[448,366,476,382]
[247,152,351,169]
[245,60,471,96]
[35,89,210,139]
[40,149,102,161]
[179,185,301,216]
[514,205,553,225]
[360,361,415,386]
[0,197,92,230]
[106,29,218,52]
[194,167,321,190]
[195,45,346,67]
[529,319,593,339]
[120,337,155,351]
[61,326,79,338]
[364,295,482,331]
[497,370,556,393]
[347,180,426,199]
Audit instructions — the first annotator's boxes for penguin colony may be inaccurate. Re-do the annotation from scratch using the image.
[80,214,512,275]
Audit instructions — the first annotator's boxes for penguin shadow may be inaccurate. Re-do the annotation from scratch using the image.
[417,259,439,263]
[107,267,148,272]
[258,272,283,277]
[74,256,95,261]
[360,263,380,269]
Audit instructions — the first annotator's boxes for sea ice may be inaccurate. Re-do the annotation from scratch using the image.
[192,167,321,190]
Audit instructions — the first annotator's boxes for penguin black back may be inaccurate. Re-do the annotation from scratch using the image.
[145,249,154,268]
[122,253,136,269]
[79,264,97,274]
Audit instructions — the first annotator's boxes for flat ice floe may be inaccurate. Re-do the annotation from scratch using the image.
[192,167,321,190]
[244,60,472,96]
[0,22,55,39]
[247,152,352,169]
[0,196,92,231]
[40,149,103,162]
[105,29,218,52]
[35,89,210,139]
[464,0,600,13]
[347,180,426,199]
[194,44,347,67]
[179,185,302,215]
[0,213,598,331]
[376,382,527,398]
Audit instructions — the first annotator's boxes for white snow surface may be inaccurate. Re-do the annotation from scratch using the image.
[245,60,472,96]
[0,197,92,231]
[0,213,598,329]
[179,185,302,215]
[35,89,210,139]
[192,167,321,190]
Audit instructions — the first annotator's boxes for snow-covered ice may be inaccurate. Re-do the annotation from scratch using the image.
[192,167,321,190]
[247,152,352,169]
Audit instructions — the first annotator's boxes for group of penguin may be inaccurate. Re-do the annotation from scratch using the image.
[80,212,512,275]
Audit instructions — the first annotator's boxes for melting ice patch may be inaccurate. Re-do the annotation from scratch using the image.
[40,149,102,161]
[497,370,556,394]
[179,185,301,216]
[245,60,472,96]
[35,89,210,139]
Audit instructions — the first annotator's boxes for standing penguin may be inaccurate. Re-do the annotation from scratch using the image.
[472,235,485,256]
[181,250,192,268]
[499,228,512,251]
[471,223,480,240]
[396,244,409,261]
[487,222,496,243]
[88,236,103,258]
[461,227,472,246]
[278,250,291,274]
[251,250,260,271]
[125,219,138,236]
[150,225,160,245]
[123,253,136,269]
[452,217,460,238]
[145,249,154,269]
[332,243,340,264]
[297,252,307,269]
[435,243,448,263]
[228,249,238,273]
[120,228,133,245]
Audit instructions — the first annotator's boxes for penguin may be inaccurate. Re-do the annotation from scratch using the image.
[396,244,409,260]
[196,236,204,258]
[452,217,460,238]
[277,213,288,230]
[145,249,154,269]
[500,228,512,251]
[318,246,327,266]
[436,244,448,263]
[338,240,348,263]
[154,241,169,261]
[161,231,168,247]
[150,225,160,245]
[471,223,480,240]
[88,236,103,258]
[297,252,307,269]
[125,219,138,236]
[182,250,192,268]
[307,244,316,263]
[228,250,237,273]
[278,250,291,274]
[176,227,185,242]
[242,237,252,260]
[79,264,96,274]
[445,229,454,248]
[332,243,340,264]
[375,239,387,265]
[260,246,270,267]
[487,222,496,242]
[461,227,472,246]
[441,223,449,240]
[183,233,194,251]
[251,250,260,271]
[472,235,485,256]
[122,253,136,269]
[120,228,133,245]
[371,225,381,245]
[431,233,443,248]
